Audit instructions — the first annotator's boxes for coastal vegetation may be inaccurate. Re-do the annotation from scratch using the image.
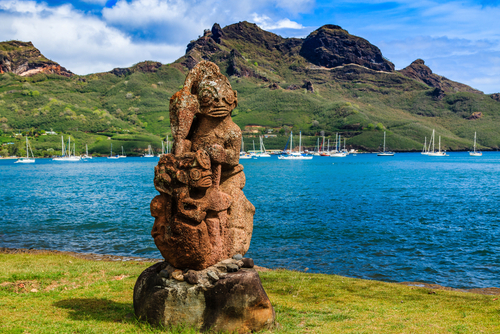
[1,251,498,333]
[2,23,500,155]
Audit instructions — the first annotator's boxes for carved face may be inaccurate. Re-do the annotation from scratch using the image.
[188,150,212,188]
[176,150,213,188]
[197,76,237,117]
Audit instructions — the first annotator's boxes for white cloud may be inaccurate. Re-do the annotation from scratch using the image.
[0,1,185,74]
[252,14,304,30]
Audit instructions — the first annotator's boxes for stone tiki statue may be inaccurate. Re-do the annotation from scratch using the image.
[151,60,255,270]
[134,61,274,333]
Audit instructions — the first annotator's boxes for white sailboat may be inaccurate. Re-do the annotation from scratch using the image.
[427,130,447,156]
[278,131,313,160]
[312,137,321,156]
[143,145,155,158]
[255,136,271,157]
[53,136,81,161]
[118,146,127,158]
[469,132,482,156]
[108,143,119,159]
[377,131,395,156]
[331,133,347,157]
[239,137,252,159]
[14,136,35,163]
[82,144,92,159]
[421,137,429,155]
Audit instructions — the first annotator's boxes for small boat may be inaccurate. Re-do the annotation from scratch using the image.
[427,130,448,156]
[421,136,429,155]
[255,136,271,157]
[14,136,35,163]
[118,146,127,158]
[53,136,81,161]
[143,145,155,158]
[377,131,395,156]
[469,132,482,156]
[239,138,252,159]
[278,131,313,160]
[108,143,119,159]
[331,133,347,157]
[82,144,92,159]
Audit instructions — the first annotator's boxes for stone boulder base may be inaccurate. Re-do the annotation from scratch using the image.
[134,262,275,333]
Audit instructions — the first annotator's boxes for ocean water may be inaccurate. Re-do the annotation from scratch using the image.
[1,153,499,289]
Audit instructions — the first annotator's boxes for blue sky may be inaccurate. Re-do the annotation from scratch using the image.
[0,0,499,93]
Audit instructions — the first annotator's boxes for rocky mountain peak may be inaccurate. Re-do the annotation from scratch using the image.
[299,25,395,72]
[399,59,482,94]
[0,40,72,77]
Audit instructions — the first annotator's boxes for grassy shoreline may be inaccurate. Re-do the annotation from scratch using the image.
[1,248,499,333]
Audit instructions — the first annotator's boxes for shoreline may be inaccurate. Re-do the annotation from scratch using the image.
[1,247,497,295]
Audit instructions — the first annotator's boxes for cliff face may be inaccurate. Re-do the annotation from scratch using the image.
[300,25,395,72]
[0,41,72,77]
[179,21,395,76]
[399,59,481,94]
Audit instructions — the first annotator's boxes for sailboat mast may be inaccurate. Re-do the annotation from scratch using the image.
[438,136,441,153]
[290,131,293,153]
[383,131,386,152]
[432,130,435,153]
[61,136,64,156]
[474,132,477,153]
[299,131,302,153]
[25,136,29,158]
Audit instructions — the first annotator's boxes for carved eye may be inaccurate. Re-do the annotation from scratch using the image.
[199,88,215,106]
[224,88,236,104]
[190,169,201,181]
[196,150,211,169]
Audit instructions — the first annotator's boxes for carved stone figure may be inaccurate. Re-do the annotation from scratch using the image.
[151,60,255,270]
[136,61,274,333]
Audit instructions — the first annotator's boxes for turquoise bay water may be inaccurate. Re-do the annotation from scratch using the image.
[1,153,499,288]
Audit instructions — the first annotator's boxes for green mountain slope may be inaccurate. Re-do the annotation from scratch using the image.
[1,22,500,157]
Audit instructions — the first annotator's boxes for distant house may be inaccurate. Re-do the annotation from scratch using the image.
[45,129,57,135]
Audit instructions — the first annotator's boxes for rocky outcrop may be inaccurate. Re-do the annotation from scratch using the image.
[303,80,314,93]
[109,67,131,77]
[211,23,224,44]
[300,25,395,72]
[491,93,500,102]
[468,112,483,120]
[0,40,72,77]
[399,59,482,94]
[269,83,280,90]
[134,259,275,333]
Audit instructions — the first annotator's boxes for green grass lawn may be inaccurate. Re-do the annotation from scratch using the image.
[1,252,499,333]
